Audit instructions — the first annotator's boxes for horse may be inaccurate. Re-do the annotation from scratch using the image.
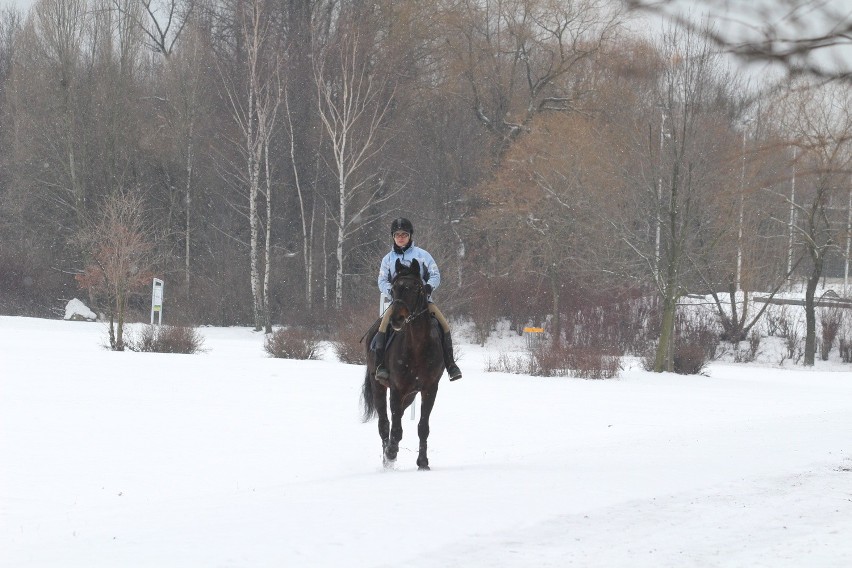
[361,258,445,470]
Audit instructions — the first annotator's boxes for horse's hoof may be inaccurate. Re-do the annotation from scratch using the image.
[385,446,399,462]
[418,464,430,471]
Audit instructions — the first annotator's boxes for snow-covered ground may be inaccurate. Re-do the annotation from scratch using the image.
[2,315,852,567]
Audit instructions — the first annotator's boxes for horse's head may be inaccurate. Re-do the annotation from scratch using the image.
[389,259,426,331]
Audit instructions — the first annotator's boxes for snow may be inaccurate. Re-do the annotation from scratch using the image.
[63,298,97,321]
[2,315,852,567]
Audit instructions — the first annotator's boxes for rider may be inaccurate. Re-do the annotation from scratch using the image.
[374,217,462,383]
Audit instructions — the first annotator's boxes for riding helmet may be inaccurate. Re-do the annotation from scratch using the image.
[390,217,414,236]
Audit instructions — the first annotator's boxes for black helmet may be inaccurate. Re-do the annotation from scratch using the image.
[390,217,414,236]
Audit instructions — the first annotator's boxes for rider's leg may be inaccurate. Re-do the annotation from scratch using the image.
[428,303,462,381]
[374,308,393,382]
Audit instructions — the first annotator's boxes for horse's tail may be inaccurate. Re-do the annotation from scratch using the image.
[361,366,377,422]
[361,321,381,423]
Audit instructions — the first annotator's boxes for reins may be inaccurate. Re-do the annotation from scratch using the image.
[399,281,429,326]
[360,271,428,344]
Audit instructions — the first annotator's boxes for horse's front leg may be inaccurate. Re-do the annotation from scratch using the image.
[384,389,403,465]
[416,383,439,470]
[373,383,390,452]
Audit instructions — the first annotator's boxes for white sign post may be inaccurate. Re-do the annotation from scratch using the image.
[379,294,392,316]
[151,278,164,325]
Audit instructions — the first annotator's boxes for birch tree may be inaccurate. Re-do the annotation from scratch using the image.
[163,22,206,292]
[314,27,397,309]
[220,0,280,331]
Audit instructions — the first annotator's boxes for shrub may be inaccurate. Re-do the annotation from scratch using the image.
[735,330,761,363]
[126,325,205,354]
[485,350,537,374]
[265,327,323,360]
[532,341,573,377]
[533,342,621,379]
[565,347,621,379]
[819,308,843,361]
[784,328,802,361]
[641,345,657,371]
[673,343,708,375]
[839,338,852,363]
[334,331,366,364]
[332,305,376,364]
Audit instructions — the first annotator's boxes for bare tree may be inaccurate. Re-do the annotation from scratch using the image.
[599,24,734,371]
[314,27,397,309]
[439,0,623,160]
[776,81,852,365]
[161,20,208,293]
[138,0,193,57]
[29,0,90,227]
[284,88,320,309]
[219,0,281,330]
[76,191,157,351]
[625,0,852,83]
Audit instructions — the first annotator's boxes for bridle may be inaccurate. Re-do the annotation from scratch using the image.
[391,275,429,326]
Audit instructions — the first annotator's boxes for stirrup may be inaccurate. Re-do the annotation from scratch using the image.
[447,365,462,381]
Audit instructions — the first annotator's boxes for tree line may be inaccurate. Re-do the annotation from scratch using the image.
[0,0,850,368]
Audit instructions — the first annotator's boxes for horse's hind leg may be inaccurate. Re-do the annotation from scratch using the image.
[384,389,403,465]
[416,383,439,470]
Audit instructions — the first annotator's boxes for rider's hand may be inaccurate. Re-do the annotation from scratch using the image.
[424,284,433,296]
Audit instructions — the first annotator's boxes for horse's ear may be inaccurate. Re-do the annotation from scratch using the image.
[410,259,420,274]
[395,259,404,272]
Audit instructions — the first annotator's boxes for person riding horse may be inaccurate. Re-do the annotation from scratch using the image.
[374,218,462,383]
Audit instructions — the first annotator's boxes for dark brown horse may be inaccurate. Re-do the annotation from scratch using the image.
[362,259,445,469]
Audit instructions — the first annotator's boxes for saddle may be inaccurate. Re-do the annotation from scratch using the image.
[367,315,442,352]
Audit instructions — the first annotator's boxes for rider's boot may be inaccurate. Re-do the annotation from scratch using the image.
[442,331,462,381]
[374,331,390,383]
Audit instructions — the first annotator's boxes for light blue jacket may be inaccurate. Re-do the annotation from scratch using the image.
[378,245,441,299]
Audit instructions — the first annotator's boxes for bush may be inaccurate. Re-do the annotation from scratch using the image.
[673,343,708,375]
[126,325,206,354]
[734,330,761,363]
[839,338,852,363]
[484,342,620,379]
[532,342,621,379]
[820,308,843,361]
[565,347,622,379]
[485,350,537,374]
[265,327,323,360]
[334,331,366,364]
[331,305,375,364]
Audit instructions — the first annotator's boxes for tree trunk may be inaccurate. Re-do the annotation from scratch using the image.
[655,252,679,372]
[184,120,194,293]
[263,141,272,333]
[335,175,346,309]
[115,292,126,352]
[550,270,560,346]
[803,269,820,366]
